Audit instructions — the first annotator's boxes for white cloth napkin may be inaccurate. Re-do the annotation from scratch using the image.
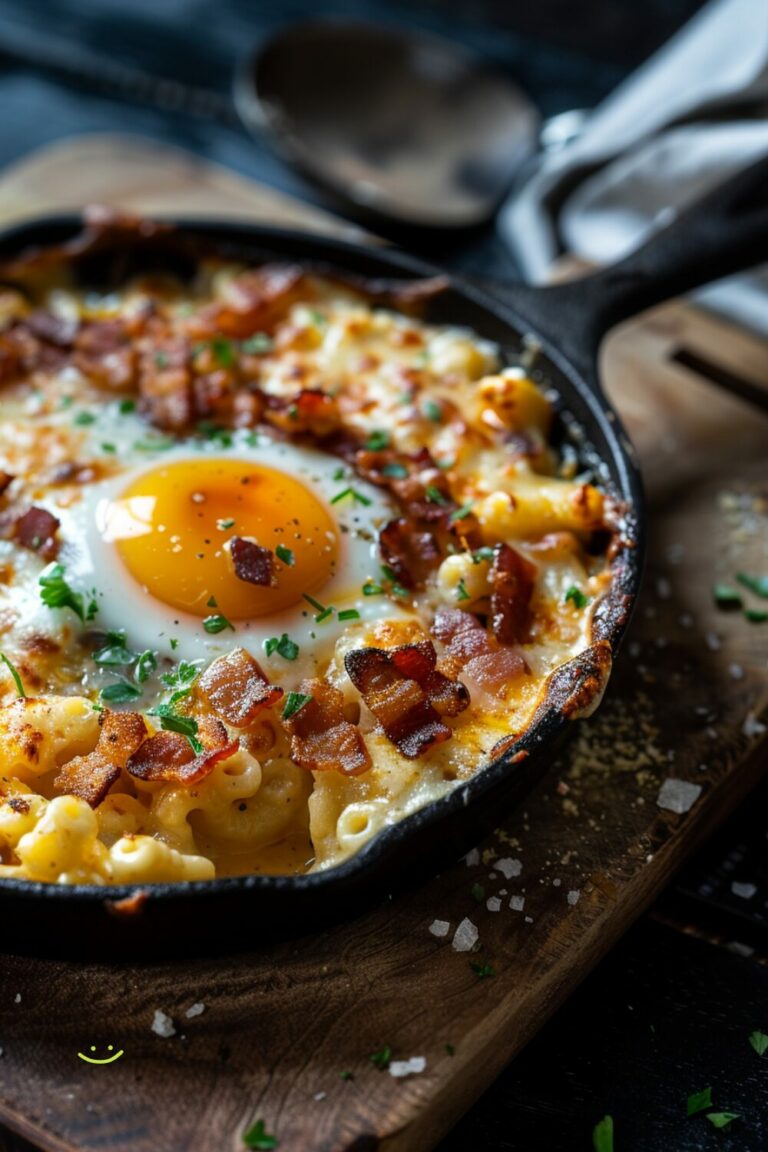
[498,0,768,336]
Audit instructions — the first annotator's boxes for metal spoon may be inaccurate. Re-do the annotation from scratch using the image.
[235,20,540,230]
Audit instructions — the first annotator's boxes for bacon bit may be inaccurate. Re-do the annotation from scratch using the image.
[488,543,537,645]
[0,471,13,497]
[282,678,370,776]
[55,711,149,807]
[345,640,468,758]
[105,888,150,919]
[25,310,78,347]
[190,265,306,341]
[127,716,238,785]
[74,320,136,390]
[0,333,22,384]
[12,506,60,560]
[379,518,441,590]
[229,537,277,588]
[198,647,283,728]
[265,389,341,438]
[432,607,528,699]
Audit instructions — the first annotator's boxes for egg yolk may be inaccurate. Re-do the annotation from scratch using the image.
[103,458,339,618]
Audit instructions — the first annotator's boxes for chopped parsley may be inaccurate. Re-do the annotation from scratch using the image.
[362,581,384,596]
[332,466,347,481]
[170,638,179,650]
[471,883,485,903]
[706,1113,740,1130]
[207,596,218,608]
[153,351,169,369]
[331,486,372,507]
[216,518,236,531]
[450,503,474,522]
[161,659,203,704]
[592,1115,613,1152]
[196,420,233,448]
[339,1070,354,1082]
[713,582,742,609]
[275,544,295,566]
[209,336,236,368]
[242,1118,279,1150]
[101,442,116,454]
[282,691,313,720]
[338,608,360,621]
[687,1087,712,1116]
[369,1046,392,1071]
[0,652,25,697]
[135,650,157,683]
[307,307,326,328]
[456,578,470,602]
[425,484,448,505]
[303,593,333,623]
[422,398,442,423]
[39,563,98,623]
[749,1030,768,1056]
[472,546,495,564]
[745,607,768,623]
[118,398,136,414]
[203,613,235,634]
[264,633,299,661]
[241,333,273,355]
[100,679,142,704]
[736,572,768,598]
[148,703,203,754]
[382,461,408,479]
[381,565,408,599]
[133,436,175,452]
[564,585,590,609]
[365,429,390,451]
[469,961,495,978]
[73,410,96,426]
[445,1044,455,1057]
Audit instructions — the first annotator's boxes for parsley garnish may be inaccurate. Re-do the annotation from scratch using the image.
[471,883,485,903]
[264,633,299,661]
[736,572,768,598]
[307,308,326,328]
[362,581,384,596]
[422,398,442,423]
[170,638,179,650]
[472,546,495,564]
[39,563,98,623]
[340,1070,354,1081]
[101,442,116,454]
[456,578,470,602]
[564,585,590,609]
[332,466,347,481]
[382,462,408,479]
[592,1115,613,1152]
[706,1113,739,1130]
[745,608,768,623]
[469,961,495,978]
[713,583,742,609]
[331,486,372,507]
[369,1046,392,1071]
[381,565,408,599]
[275,544,295,566]
[365,429,390,451]
[133,436,174,452]
[209,337,236,368]
[135,650,157,683]
[450,503,474,522]
[242,1118,279,1149]
[101,679,142,704]
[0,652,25,697]
[161,659,203,704]
[282,691,313,720]
[74,411,96,426]
[196,420,233,448]
[687,1087,712,1116]
[749,1030,768,1056]
[241,333,273,355]
[217,518,236,531]
[203,614,235,634]
[338,609,360,621]
[148,703,203,754]
[153,351,169,369]
[117,398,136,414]
[303,593,333,623]
[425,484,448,505]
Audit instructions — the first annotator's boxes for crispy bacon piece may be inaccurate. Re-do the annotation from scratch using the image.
[265,389,341,438]
[127,716,238,786]
[0,332,23,384]
[73,319,136,390]
[0,471,13,496]
[189,265,306,341]
[282,678,371,777]
[198,647,283,728]
[25,309,78,347]
[432,607,528,700]
[230,537,277,587]
[489,543,537,646]
[379,518,440,590]
[54,711,149,807]
[345,640,468,759]
[12,506,60,560]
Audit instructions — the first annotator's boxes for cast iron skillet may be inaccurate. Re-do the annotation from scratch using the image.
[2,157,767,957]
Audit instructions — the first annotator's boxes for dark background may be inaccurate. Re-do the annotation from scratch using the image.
[0,2,766,1150]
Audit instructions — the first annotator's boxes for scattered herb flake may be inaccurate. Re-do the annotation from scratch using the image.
[101,679,142,704]
[365,429,390,451]
[472,546,495,564]
[216,518,236,531]
[565,585,590,609]
[338,609,360,621]
[422,398,442,423]
[450,503,474,522]
[242,1118,279,1149]
[134,437,174,452]
[369,1046,392,1071]
[687,1087,712,1116]
[74,410,96,426]
[154,351,169,369]
[456,578,470,602]
[592,1115,613,1152]
[203,614,235,634]
[241,333,273,355]
[264,633,299,661]
[282,691,313,720]
[210,336,236,368]
[0,652,25,697]
[425,484,448,505]
[135,650,157,684]
[749,1030,768,1057]
[101,442,116,454]
[469,961,495,979]
[706,1113,740,1130]
[340,1070,354,1081]
[745,608,768,623]
[382,461,408,479]
[118,398,136,414]
[713,583,743,609]
[736,572,768,598]
[363,582,384,596]
[275,544,295,566]
[39,562,98,623]
[307,308,326,328]
[331,486,372,507]
[148,703,202,754]
[471,883,485,903]
[445,1044,455,1057]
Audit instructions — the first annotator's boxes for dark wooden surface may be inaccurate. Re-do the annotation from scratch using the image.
[0,140,766,1152]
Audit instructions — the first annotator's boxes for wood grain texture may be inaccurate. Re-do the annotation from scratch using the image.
[0,135,766,1152]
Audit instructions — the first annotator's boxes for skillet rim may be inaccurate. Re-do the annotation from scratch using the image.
[0,213,644,908]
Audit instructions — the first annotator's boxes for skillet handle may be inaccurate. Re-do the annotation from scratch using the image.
[492,154,768,386]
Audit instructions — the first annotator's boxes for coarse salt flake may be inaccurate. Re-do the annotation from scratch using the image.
[452,918,479,952]
[429,919,450,938]
[731,881,757,900]
[656,777,702,815]
[743,712,767,738]
[494,857,522,879]
[509,895,525,912]
[463,848,480,867]
[486,897,501,912]
[185,1002,205,1018]
[389,1056,426,1078]
[566,890,581,906]
[151,1009,176,1038]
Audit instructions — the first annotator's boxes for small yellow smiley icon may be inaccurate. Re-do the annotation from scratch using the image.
[77,1044,124,1065]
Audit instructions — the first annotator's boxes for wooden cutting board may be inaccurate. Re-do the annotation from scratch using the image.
[0,134,766,1152]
